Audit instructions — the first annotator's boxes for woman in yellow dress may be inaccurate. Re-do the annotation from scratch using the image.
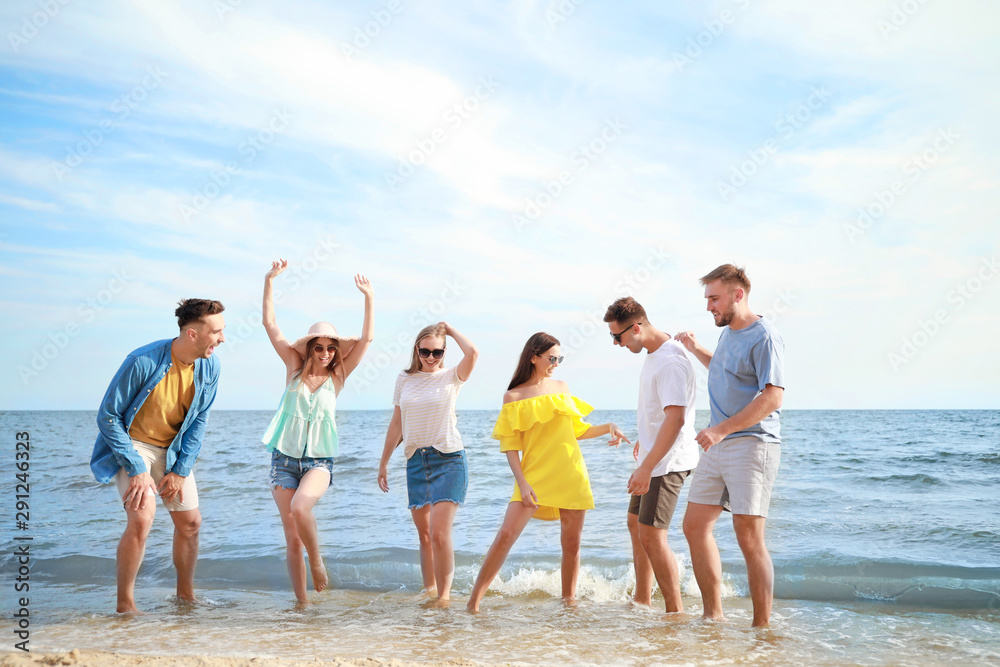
[467,332,630,611]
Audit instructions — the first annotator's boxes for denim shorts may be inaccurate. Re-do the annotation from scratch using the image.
[406,447,468,510]
[269,450,334,490]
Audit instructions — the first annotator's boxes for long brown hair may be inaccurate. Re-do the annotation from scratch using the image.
[508,332,559,390]
[404,323,447,374]
[291,336,345,388]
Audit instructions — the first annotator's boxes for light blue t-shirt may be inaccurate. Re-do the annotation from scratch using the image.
[707,317,785,443]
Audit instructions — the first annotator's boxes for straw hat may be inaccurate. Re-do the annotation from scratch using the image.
[290,322,359,359]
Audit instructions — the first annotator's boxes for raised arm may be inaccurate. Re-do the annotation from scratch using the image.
[443,321,479,382]
[674,331,712,370]
[377,406,403,492]
[263,260,302,373]
[341,274,375,379]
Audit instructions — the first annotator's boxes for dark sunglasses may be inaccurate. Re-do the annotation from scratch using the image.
[417,347,446,359]
[610,322,641,343]
[312,344,338,353]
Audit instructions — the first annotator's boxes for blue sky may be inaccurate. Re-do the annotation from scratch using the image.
[1,0,997,411]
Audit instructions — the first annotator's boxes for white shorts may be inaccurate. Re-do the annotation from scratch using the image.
[686,435,780,517]
[114,439,199,512]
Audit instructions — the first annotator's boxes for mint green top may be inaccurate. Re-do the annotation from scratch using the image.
[261,377,339,458]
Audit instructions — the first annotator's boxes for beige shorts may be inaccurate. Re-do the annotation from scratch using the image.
[115,439,199,512]
[686,435,780,517]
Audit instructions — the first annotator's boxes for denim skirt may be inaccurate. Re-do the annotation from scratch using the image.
[406,447,468,509]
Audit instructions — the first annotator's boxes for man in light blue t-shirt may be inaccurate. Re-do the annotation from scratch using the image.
[675,264,785,628]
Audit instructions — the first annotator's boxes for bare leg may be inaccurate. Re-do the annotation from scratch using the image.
[410,505,436,594]
[168,508,201,603]
[559,509,586,601]
[289,469,331,593]
[273,486,308,603]
[638,523,683,613]
[116,503,156,613]
[683,502,725,621]
[429,501,459,601]
[733,514,773,627]
[628,512,653,605]
[467,503,535,612]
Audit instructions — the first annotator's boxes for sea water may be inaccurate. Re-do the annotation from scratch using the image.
[1,409,998,666]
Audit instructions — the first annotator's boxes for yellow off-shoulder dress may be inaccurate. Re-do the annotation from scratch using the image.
[491,393,594,521]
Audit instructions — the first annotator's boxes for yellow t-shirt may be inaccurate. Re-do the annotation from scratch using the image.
[129,350,195,448]
[491,393,594,521]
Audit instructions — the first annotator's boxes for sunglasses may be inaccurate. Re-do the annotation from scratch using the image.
[542,355,564,365]
[312,344,338,354]
[610,322,642,343]
[417,348,446,359]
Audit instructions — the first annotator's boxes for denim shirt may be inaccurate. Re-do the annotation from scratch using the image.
[90,338,221,484]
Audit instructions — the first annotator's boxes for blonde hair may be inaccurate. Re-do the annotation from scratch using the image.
[700,264,751,293]
[404,323,447,374]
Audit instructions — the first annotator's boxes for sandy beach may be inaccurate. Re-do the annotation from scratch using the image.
[0,652,487,667]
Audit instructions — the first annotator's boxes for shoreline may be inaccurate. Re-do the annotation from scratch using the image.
[0,652,491,667]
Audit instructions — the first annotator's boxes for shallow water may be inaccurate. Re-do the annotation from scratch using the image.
[1,409,998,665]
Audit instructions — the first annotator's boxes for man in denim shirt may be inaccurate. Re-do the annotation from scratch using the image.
[91,299,225,613]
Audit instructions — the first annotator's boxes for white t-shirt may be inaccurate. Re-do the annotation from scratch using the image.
[637,339,699,476]
[393,367,465,459]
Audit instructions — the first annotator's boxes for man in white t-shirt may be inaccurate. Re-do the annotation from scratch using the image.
[605,296,699,613]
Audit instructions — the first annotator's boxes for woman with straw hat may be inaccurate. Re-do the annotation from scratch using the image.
[260,259,374,604]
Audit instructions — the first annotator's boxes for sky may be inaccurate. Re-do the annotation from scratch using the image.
[1,0,998,412]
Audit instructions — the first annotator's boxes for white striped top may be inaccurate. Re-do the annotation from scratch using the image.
[393,367,465,459]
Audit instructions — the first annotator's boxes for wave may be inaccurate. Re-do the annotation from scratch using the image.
[15,549,1000,610]
[866,473,946,486]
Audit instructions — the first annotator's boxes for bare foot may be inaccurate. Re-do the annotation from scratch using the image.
[434,597,451,608]
[466,600,480,613]
[311,560,329,592]
[629,597,652,607]
[115,602,144,614]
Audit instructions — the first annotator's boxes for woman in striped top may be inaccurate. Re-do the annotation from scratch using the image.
[377,322,478,604]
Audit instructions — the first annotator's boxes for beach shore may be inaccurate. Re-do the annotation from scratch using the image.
[0,652,487,667]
